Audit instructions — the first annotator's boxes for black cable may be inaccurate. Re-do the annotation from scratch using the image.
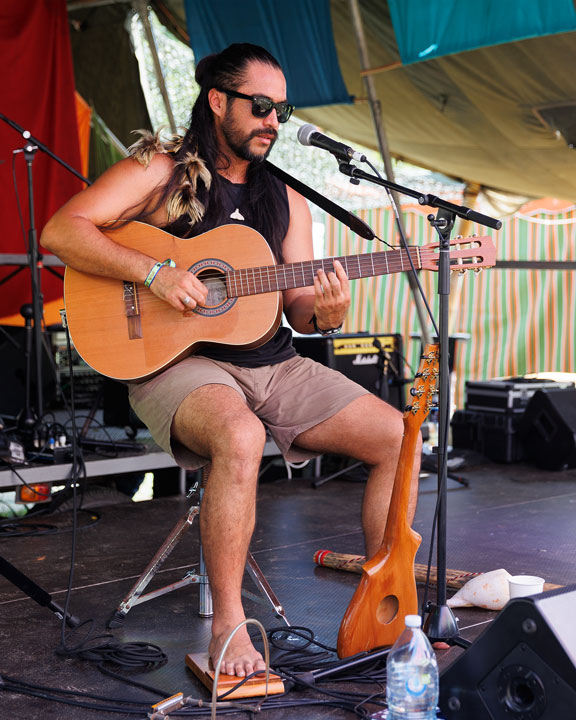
[1,672,385,716]
[1,673,384,716]
[267,624,337,653]
[0,455,53,501]
[64,413,139,458]
[1,620,393,717]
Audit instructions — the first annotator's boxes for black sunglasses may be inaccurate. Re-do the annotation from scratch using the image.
[216,87,294,123]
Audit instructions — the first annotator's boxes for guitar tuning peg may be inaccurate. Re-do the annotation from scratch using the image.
[458,268,468,275]
[474,267,483,274]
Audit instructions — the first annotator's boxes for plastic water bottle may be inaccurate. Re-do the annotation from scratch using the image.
[386,615,439,719]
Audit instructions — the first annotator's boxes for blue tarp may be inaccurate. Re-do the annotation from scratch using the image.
[388,0,576,64]
[183,0,352,108]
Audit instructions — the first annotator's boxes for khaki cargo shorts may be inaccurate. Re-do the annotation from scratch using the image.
[128,354,369,469]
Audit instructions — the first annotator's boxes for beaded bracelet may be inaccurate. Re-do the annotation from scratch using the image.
[310,314,343,336]
[144,258,175,288]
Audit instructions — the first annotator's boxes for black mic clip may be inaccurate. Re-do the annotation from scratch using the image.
[338,159,361,184]
[339,160,361,184]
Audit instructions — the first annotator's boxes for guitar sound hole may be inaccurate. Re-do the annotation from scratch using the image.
[377,594,399,625]
[197,268,227,307]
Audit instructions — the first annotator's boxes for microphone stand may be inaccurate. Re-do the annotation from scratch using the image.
[335,159,501,647]
[0,111,90,426]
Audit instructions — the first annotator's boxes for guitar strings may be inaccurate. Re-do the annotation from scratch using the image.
[109,248,482,307]
[112,247,480,309]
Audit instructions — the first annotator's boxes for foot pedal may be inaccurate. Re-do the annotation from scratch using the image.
[106,609,127,629]
[185,652,284,699]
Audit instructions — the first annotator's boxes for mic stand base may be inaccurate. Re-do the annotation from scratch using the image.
[423,602,471,649]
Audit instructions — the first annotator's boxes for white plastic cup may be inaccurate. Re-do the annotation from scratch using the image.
[508,575,545,598]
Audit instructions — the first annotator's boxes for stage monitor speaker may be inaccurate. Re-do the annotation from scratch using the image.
[520,388,576,470]
[440,585,576,720]
[293,332,405,412]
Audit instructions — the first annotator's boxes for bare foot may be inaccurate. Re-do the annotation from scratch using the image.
[209,624,266,678]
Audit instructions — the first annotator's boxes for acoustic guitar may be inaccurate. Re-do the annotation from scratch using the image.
[63,222,494,381]
[336,344,439,658]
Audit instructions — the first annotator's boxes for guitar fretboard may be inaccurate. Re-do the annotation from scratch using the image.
[225,247,421,297]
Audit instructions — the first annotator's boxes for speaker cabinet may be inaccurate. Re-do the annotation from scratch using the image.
[293,333,405,411]
[440,586,576,720]
[520,388,576,470]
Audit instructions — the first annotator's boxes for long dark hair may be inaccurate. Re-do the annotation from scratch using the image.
[130,44,289,260]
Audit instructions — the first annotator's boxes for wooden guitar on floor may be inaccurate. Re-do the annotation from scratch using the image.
[336,344,440,658]
[63,222,494,381]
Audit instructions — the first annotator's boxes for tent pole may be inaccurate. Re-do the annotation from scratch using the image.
[348,0,431,346]
[133,0,177,134]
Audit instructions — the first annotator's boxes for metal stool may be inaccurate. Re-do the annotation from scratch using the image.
[106,466,289,629]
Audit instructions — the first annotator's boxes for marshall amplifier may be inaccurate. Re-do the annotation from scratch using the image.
[293,332,405,411]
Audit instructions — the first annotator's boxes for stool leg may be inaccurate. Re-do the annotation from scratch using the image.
[198,543,213,617]
[107,465,289,627]
[106,504,199,628]
[246,552,290,626]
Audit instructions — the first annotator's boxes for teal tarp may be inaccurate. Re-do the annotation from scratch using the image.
[183,0,352,108]
[388,0,576,64]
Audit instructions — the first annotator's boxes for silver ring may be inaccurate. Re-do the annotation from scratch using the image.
[182,295,191,305]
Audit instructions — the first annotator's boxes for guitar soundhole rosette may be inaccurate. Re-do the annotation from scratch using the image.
[187,258,237,317]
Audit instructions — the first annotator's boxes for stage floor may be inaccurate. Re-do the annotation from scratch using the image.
[1,452,576,718]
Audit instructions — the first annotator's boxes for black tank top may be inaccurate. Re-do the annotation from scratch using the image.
[174,175,296,367]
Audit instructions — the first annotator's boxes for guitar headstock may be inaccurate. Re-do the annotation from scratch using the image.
[404,343,439,428]
[421,236,496,273]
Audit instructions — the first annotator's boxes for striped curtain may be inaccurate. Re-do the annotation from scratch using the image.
[325,204,576,407]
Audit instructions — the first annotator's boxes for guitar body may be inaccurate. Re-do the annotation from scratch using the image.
[63,223,494,381]
[337,523,421,657]
[64,223,282,380]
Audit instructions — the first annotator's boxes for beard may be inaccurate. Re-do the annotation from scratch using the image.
[221,109,278,163]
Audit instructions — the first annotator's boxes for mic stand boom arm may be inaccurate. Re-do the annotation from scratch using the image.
[0,111,90,185]
[336,162,501,231]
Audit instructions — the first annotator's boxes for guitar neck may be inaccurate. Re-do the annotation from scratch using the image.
[226,247,422,297]
[380,422,421,551]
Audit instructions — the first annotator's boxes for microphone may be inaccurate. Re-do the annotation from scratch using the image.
[297,124,366,163]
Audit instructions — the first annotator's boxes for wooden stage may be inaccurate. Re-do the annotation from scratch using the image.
[1,450,575,718]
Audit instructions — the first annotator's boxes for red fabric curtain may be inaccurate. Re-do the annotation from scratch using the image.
[0,0,82,322]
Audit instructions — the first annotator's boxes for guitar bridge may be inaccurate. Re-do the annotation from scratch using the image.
[123,281,142,339]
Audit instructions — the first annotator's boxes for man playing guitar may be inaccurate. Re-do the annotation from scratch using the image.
[41,43,419,678]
